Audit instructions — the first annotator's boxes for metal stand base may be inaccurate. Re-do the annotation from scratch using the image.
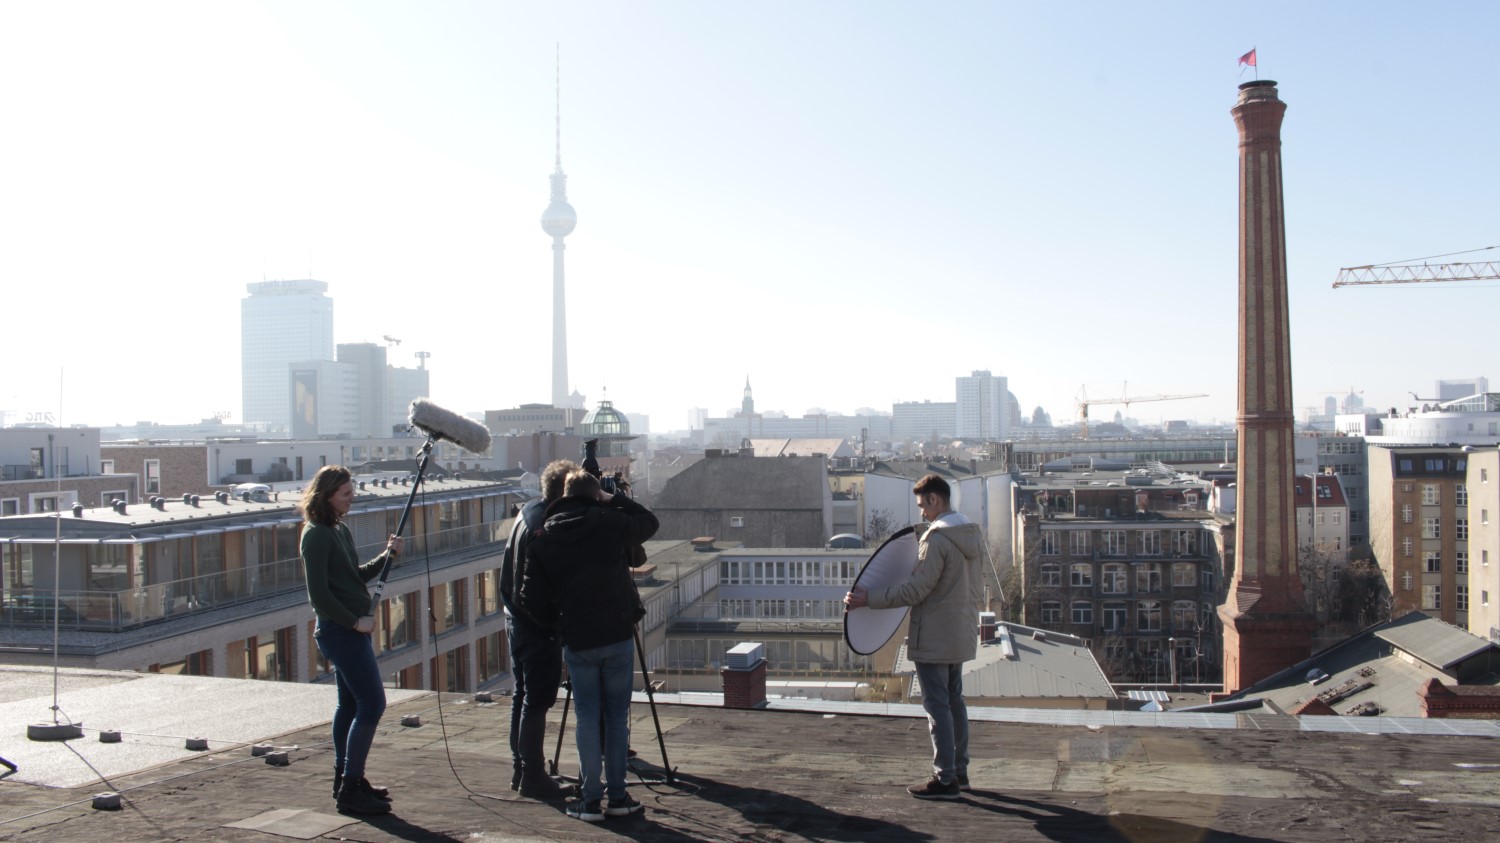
[28,722,84,741]
[0,755,16,772]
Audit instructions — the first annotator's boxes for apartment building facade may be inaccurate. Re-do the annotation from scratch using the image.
[1013,471,1221,684]
[1463,449,1500,644]
[0,426,138,515]
[0,475,528,693]
[1367,446,1472,628]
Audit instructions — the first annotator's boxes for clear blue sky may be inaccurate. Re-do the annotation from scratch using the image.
[3,1,1495,432]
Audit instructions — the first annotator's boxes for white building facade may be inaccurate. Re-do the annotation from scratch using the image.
[956,370,1009,442]
[241,280,334,431]
[891,401,956,442]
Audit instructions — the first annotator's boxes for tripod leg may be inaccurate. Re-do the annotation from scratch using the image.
[633,623,674,783]
[549,682,571,778]
[0,756,15,773]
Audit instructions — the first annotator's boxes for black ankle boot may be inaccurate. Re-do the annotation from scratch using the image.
[358,777,392,802]
[332,769,342,800]
[336,779,392,815]
[516,712,568,800]
[518,768,567,800]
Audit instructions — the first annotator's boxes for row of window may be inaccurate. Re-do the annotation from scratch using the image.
[720,598,847,620]
[1039,529,1200,557]
[720,559,860,587]
[1038,562,1212,593]
[1038,599,1211,633]
[1424,551,1473,575]
[1398,456,1467,475]
[1423,584,1473,612]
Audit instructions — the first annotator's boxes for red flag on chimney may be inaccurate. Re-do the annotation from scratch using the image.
[1238,48,1257,67]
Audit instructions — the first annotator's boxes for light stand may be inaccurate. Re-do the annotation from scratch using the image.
[548,679,575,781]
[632,622,675,784]
[29,499,83,742]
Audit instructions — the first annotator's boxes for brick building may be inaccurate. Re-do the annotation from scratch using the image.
[1367,445,1473,627]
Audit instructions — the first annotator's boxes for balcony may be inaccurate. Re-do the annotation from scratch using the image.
[0,522,508,632]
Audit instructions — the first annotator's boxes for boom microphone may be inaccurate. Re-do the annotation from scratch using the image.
[408,399,491,454]
[369,400,489,606]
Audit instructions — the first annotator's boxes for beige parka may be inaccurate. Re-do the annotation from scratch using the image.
[867,514,985,664]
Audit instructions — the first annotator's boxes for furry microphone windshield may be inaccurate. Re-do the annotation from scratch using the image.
[408,399,492,454]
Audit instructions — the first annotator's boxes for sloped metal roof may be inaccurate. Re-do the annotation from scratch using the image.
[1374,610,1494,669]
[896,622,1117,700]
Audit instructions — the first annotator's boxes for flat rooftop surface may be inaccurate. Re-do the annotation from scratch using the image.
[3,669,1500,841]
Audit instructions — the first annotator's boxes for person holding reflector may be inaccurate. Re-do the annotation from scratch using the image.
[845,473,983,800]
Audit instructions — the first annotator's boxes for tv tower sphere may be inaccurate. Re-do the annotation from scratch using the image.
[541,192,576,238]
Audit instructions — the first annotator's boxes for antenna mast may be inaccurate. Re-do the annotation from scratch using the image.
[555,44,562,169]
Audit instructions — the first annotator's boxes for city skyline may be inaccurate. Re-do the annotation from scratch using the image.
[3,3,1497,432]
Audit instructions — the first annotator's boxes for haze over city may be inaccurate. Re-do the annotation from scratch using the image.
[3,1,1495,432]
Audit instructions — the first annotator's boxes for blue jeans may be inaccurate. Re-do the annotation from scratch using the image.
[507,613,563,768]
[315,621,387,781]
[914,661,968,783]
[563,637,635,803]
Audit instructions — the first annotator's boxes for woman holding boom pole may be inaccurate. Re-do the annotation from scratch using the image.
[298,465,403,816]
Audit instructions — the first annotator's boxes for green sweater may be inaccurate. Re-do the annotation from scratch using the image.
[300,521,390,629]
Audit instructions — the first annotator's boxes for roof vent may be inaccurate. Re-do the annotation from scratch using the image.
[691,536,717,551]
[71,503,84,518]
[1032,630,1046,641]
[183,494,192,506]
[241,491,252,502]
[114,500,127,515]
[191,495,200,507]
[725,642,765,669]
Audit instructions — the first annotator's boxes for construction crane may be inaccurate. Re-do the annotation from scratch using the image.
[383,335,402,346]
[1076,384,1209,438]
[1333,246,1498,288]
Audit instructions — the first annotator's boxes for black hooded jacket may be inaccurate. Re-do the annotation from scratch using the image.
[520,492,659,652]
[499,496,550,630]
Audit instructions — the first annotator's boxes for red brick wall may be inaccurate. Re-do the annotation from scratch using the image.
[722,661,767,709]
[101,445,209,497]
[1420,678,1500,719]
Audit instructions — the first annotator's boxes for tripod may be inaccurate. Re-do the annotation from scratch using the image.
[548,623,675,784]
[0,755,16,773]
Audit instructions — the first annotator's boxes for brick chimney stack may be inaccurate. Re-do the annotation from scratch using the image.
[1217,80,1316,693]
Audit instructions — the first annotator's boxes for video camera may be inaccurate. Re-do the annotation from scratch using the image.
[582,438,631,496]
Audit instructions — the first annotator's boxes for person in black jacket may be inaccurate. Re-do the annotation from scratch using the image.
[521,469,658,823]
[499,459,577,799]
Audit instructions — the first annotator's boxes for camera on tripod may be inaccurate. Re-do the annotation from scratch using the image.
[582,438,630,495]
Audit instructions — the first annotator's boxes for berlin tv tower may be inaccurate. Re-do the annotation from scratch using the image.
[540,46,577,408]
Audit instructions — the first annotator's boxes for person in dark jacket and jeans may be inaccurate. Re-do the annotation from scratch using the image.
[298,465,403,816]
[499,459,577,799]
[522,469,658,823]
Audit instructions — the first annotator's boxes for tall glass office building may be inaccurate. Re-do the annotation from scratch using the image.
[241,279,334,432]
